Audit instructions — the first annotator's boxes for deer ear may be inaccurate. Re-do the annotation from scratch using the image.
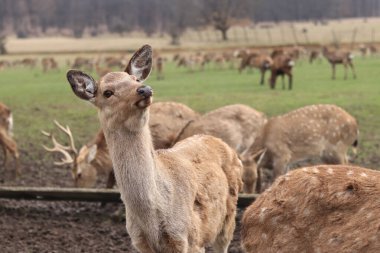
[67,70,97,101]
[125,44,153,82]
[87,145,97,163]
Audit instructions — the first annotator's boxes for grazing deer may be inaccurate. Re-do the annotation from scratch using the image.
[244,104,359,192]
[242,165,380,253]
[269,49,295,90]
[174,104,267,193]
[0,102,19,176]
[322,46,356,80]
[66,45,242,252]
[237,50,273,86]
[42,121,115,188]
[41,57,59,72]
[43,102,198,188]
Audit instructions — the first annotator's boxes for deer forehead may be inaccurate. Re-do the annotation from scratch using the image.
[99,72,138,90]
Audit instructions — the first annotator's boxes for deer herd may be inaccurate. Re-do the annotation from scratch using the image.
[1,44,379,252]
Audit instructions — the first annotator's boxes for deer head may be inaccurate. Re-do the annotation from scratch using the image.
[66,45,153,133]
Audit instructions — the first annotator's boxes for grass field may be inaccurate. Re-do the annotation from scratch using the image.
[0,56,380,171]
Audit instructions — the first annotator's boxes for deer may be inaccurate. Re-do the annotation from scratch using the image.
[41,57,59,72]
[66,44,243,253]
[322,46,356,80]
[242,165,380,253]
[43,102,199,188]
[155,56,164,80]
[243,104,359,193]
[0,102,19,176]
[174,104,267,193]
[269,49,295,90]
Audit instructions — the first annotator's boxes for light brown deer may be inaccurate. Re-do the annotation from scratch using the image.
[322,46,356,80]
[155,56,164,80]
[0,102,19,176]
[237,50,273,86]
[244,104,359,192]
[66,45,242,252]
[43,102,199,188]
[242,165,380,253]
[174,104,267,193]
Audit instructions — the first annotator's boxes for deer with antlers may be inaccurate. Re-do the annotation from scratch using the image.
[0,102,20,176]
[66,45,242,252]
[42,102,199,188]
[244,104,359,192]
[322,46,356,80]
[242,165,380,253]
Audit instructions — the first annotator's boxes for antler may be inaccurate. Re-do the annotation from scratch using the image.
[41,120,78,166]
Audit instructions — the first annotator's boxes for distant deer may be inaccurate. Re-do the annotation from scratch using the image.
[155,56,164,80]
[66,45,242,252]
[236,49,273,86]
[242,165,380,253]
[269,49,295,90]
[244,104,359,192]
[309,49,321,64]
[43,102,199,188]
[0,102,19,176]
[322,46,356,80]
[174,104,267,193]
[41,57,59,72]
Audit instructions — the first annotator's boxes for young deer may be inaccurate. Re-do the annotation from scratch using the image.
[174,104,267,193]
[244,104,359,192]
[242,165,380,253]
[0,102,19,176]
[66,45,242,252]
[322,46,356,80]
[42,102,198,188]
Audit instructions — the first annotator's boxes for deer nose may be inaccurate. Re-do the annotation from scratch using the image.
[137,85,153,98]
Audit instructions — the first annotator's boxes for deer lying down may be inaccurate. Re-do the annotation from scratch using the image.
[244,104,358,192]
[67,45,242,252]
[175,104,267,193]
[42,102,198,188]
[242,165,380,253]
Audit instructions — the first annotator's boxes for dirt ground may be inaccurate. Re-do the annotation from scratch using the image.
[0,154,245,253]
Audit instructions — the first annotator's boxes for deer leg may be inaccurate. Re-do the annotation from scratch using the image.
[349,61,357,79]
[260,69,265,85]
[272,156,290,182]
[288,72,293,90]
[331,64,336,80]
[106,170,116,189]
[344,63,348,80]
[1,144,7,167]
[282,74,285,90]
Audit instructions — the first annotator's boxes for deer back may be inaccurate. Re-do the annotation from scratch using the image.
[242,165,380,253]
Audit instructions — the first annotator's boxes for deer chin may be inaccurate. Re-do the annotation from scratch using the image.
[136,96,153,109]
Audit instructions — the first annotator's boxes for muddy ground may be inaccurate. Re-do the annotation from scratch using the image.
[0,154,245,253]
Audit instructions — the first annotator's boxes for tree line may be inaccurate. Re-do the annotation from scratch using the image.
[0,0,380,44]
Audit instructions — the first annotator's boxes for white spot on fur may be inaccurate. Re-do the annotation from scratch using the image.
[303,208,310,217]
[312,167,319,174]
[327,167,334,174]
[347,170,354,176]
[261,233,267,240]
[303,167,309,172]
[259,207,268,222]
[360,172,368,178]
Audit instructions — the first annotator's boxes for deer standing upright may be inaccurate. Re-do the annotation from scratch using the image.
[322,46,356,80]
[66,45,242,253]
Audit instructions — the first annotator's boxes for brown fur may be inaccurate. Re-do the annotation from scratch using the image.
[41,57,59,72]
[175,104,267,193]
[242,165,380,253]
[246,104,358,192]
[322,46,356,80]
[0,128,20,176]
[269,50,294,90]
[238,50,273,85]
[67,44,242,252]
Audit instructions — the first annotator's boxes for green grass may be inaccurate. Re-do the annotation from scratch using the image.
[1,57,380,169]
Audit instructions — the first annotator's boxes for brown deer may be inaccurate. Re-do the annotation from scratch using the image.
[155,56,164,80]
[242,165,380,253]
[269,49,295,90]
[237,50,273,86]
[43,102,199,188]
[174,104,267,193]
[66,44,242,252]
[322,46,356,80]
[41,57,59,72]
[243,104,359,192]
[0,102,19,176]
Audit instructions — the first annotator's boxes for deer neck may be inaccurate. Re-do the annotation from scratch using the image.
[102,115,162,215]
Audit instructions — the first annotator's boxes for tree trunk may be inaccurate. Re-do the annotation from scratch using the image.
[221,28,228,41]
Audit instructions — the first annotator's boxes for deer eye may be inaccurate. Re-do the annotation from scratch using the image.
[103,90,113,98]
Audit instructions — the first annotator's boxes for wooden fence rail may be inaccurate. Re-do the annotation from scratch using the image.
[0,186,258,208]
